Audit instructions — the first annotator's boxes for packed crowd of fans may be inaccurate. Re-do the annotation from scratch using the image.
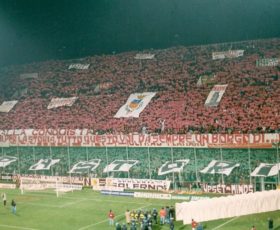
[0,38,279,134]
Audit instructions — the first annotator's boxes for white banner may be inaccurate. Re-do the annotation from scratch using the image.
[103,160,138,173]
[69,159,101,174]
[197,74,216,87]
[250,163,280,177]
[20,73,38,79]
[134,192,171,199]
[256,58,279,67]
[0,101,18,113]
[0,183,16,189]
[205,84,227,107]
[202,184,254,194]
[212,50,244,60]
[158,159,189,175]
[176,190,280,225]
[20,175,85,185]
[29,159,60,170]
[114,92,156,118]
[105,178,171,190]
[200,160,240,176]
[47,97,77,109]
[0,156,17,167]
[134,53,155,60]
[68,63,90,70]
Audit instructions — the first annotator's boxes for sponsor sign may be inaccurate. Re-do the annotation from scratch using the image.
[56,184,82,191]
[0,183,16,189]
[0,156,17,167]
[103,160,138,173]
[250,163,280,177]
[0,101,18,113]
[20,175,85,185]
[47,97,77,109]
[200,160,240,176]
[205,84,227,107]
[1,175,13,180]
[69,159,101,174]
[114,92,156,118]
[29,159,60,170]
[101,190,134,196]
[134,192,171,200]
[68,63,90,70]
[134,53,155,60]
[212,50,244,60]
[158,159,189,175]
[0,129,279,148]
[201,184,254,194]
[105,178,171,191]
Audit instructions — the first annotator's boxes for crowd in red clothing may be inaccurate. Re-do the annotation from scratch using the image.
[0,38,279,134]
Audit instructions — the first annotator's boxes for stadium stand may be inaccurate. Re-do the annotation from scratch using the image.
[0,38,279,134]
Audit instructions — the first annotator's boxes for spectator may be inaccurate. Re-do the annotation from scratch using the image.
[159,207,166,225]
[191,219,198,230]
[108,209,115,226]
[11,199,16,214]
[268,218,273,230]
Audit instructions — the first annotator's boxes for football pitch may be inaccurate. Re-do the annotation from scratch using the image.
[0,189,280,230]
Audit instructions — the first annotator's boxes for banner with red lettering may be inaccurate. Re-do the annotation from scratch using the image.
[0,129,279,148]
[0,101,18,113]
[114,92,156,118]
[205,84,227,107]
[47,97,77,109]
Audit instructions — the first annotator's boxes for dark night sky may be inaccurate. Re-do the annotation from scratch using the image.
[0,0,280,67]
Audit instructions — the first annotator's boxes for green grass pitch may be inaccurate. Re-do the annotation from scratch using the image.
[0,188,280,230]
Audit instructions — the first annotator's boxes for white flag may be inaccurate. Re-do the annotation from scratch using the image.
[205,85,227,107]
[103,160,138,173]
[200,160,240,176]
[114,92,156,118]
[0,101,18,113]
[47,97,77,109]
[158,159,189,175]
[69,159,101,174]
[29,159,60,170]
[250,163,280,177]
[0,156,17,167]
